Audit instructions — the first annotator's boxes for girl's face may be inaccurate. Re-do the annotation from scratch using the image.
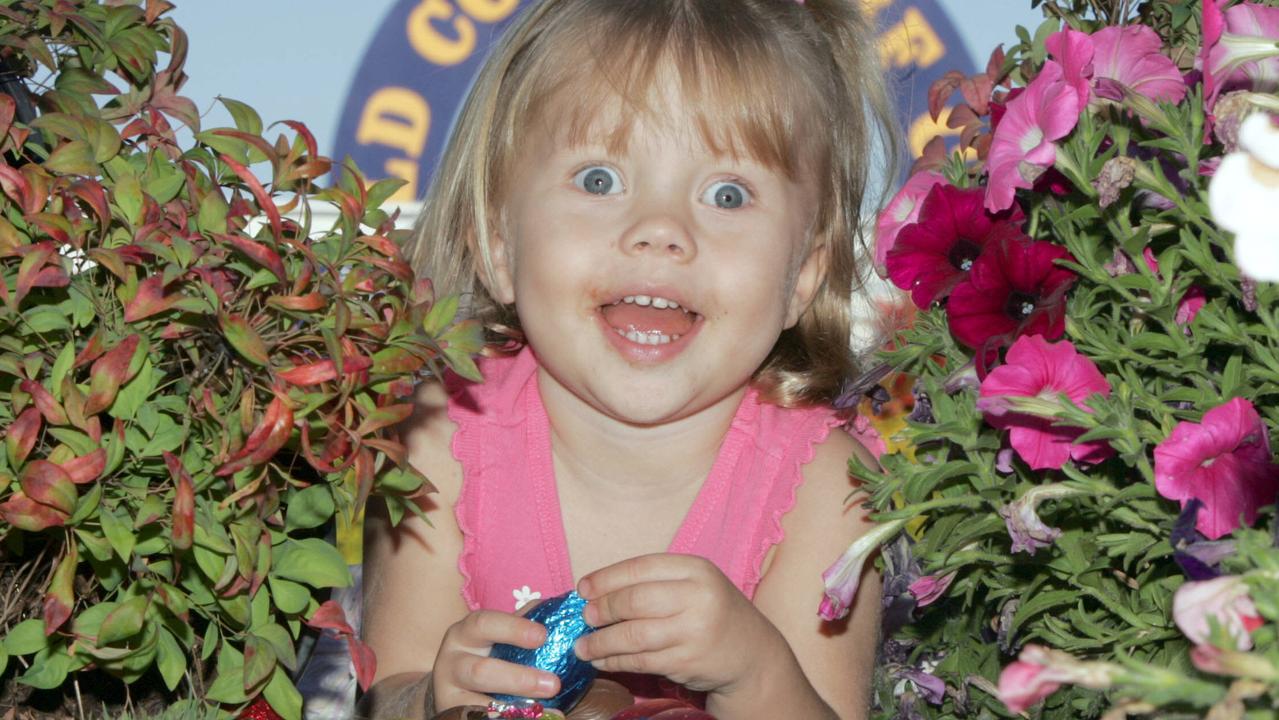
[488,71,826,426]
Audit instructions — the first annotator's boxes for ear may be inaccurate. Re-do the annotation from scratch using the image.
[784,241,828,329]
[484,230,517,305]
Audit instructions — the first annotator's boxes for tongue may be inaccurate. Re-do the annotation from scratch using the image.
[600,304,695,336]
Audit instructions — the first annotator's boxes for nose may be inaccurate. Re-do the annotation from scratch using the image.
[619,211,697,262]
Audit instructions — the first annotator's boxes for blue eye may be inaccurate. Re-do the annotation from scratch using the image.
[703,181,749,209]
[573,166,622,195]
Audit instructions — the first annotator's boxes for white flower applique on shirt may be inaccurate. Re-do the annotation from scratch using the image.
[513,585,541,612]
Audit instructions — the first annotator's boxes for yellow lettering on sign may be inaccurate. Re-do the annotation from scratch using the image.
[908,107,973,160]
[385,158,420,202]
[457,0,519,23]
[356,87,432,159]
[878,7,944,70]
[408,0,477,66]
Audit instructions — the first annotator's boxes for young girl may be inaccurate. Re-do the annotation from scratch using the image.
[360,0,898,717]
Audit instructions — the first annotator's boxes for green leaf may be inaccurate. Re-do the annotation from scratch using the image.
[44,139,98,175]
[98,595,147,645]
[4,619,50,655]
[201,621,220,662]
[50,342,76,402]
[18,647,72,689]
[255,623,297,671]
[197,190,229,235]
[267,576,310,615]
[284,485,335,532]
[261,665,303,720]
[108,358,154,421]
[205,641,249,704]
[219,97,264,136]
[155,627,186,691]
[242,634,276,693]
[113,170,144,225]
[422,294,459,337]
[221,314,270,366]
[99,504,136,562]
[272,539,351,589]
[23,306,72,333]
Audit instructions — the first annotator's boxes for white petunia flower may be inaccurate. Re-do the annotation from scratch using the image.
[513,585,541,612]
[1209,112,1279,281]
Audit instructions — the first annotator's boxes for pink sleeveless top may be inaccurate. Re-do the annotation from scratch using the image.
[445,347,849,614]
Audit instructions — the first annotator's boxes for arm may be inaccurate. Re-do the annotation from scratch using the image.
[359,383,560,718]
[573,432,881,719]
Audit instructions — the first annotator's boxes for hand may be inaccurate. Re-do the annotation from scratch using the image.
[572,554,784,695]
[431,608,562,711]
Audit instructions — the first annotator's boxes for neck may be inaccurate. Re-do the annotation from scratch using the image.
[536,367,746,497]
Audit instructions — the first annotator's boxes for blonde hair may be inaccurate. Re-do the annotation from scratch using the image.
[407,0,900,408]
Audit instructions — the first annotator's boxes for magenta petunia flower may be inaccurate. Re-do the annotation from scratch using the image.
[874,171,946,276]
[1154,397,1279,540]
[1202,0,1279,112]
[985,61,1085,212]
[1091,25,1187,105]
[977,336,1113,470]
[1045,28,1095,107]
[884,184,1026,307]
[947,233,1077,350]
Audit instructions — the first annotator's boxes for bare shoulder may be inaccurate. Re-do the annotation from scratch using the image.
[400,379,463,505]
[751,426,879,718]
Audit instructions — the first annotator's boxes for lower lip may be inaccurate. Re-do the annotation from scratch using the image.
[596,312,702,363]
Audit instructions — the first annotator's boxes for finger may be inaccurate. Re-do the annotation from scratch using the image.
[455,610,547,649]
[586,648,678,676]
[574,618,678,661]
[578,554,700,599]
[453,654,561,699]
[584,579,687,627]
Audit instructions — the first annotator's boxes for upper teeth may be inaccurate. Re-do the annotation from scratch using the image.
[622,295,680,309]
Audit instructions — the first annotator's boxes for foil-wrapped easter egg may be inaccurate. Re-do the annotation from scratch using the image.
[491,590,597,711]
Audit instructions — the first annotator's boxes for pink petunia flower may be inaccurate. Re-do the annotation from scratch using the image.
[819,518,907,621]
[977,336,1112,470]
[1045,28,1095,106]
[997,645,1119,714]
[1090,25,1187,105]
[884,184,1025,308]
[874,171,946,276]
[1154,397,1279,540]
[1176,286,1207,327]
[907,572,956,608]
[947,233,1077,351]
[985,61,1085,212]
[1202,0,1279,112]
[1172,575,1265,651]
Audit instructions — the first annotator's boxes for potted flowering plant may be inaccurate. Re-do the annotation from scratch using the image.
[818,0,1279,717]
[0,1,477,717]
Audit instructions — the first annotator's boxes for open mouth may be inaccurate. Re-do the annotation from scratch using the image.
[599,294,701,346]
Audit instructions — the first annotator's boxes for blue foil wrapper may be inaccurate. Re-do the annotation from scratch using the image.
[490,590,597,711]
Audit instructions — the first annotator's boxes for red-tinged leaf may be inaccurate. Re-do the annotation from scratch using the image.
[266,293,325,312]
[18,164,50,215]
[347,635,377,692]
[84,247,126,280]
[0,95,14,140]
[359,235,400,258]
[0,491,67,531]
[362,438,407,467]
[216,392,293,475]
[44,139,98,176]
[0,162,27,206]
[210,129,275,164]
[43,543,76,635]
[353,447,375,514]
[219,154,282,241]
[145,0,175,24]
[85,334,141,415]
[276,360,336,387]
[224,234,285,282]
[278,120,317,159]
[19,380,67,426]
[63,448,105,484]
[123,274,179,322]
[6,407,42,465]
[14,242,56,305]
[299,424,346,474]
[168,453,194,551]
[986,45,1006,83]
[29,213,71,246]
[388,379,415,398]
[67,179,111,230]
[21,460,77,515]
[371,347,425,375]
[928,70,965,122]
[305,600,354,634]
[959,76,994,116]
[74,331,107,368]
[220,314,270,366]
[355,404,413,437]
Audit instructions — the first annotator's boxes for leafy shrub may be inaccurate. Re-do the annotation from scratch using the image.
[0,1,477,716]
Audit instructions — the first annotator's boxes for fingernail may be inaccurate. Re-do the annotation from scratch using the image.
[577,578,592,597]
[573,638,588,659]
[537,675,557,694]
